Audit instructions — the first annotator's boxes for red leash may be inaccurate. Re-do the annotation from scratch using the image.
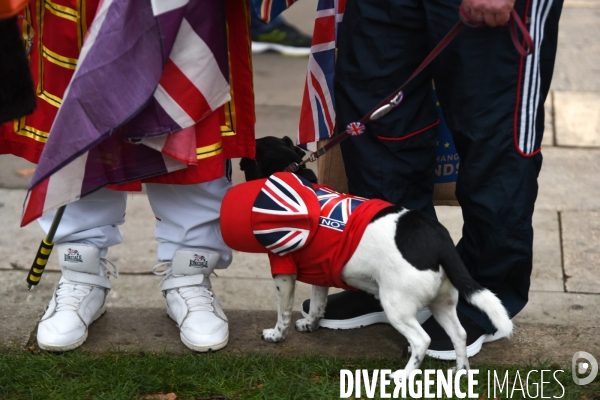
[287,5,533,173]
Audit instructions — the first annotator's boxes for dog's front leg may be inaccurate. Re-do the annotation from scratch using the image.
[262,274,296,343]
[295,285,329,333]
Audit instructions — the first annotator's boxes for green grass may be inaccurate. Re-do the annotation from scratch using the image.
[0,351,598,399]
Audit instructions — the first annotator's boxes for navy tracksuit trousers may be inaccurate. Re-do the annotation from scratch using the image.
[336,0,564,332]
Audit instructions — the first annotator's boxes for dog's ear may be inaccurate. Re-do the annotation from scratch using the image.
[282,136,306,158]
[240,157,260,181]
[282,136,295,147]
[297,168,318,184]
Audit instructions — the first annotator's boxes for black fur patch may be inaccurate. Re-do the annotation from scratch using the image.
[240,136,318,183]
[395,210,484,297]
[394,211,446,272]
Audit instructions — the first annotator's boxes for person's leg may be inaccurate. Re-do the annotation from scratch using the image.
[36,188,126,351]
[304,0,439,328]
[249,0,285,36]
[249,0,311,56]
[423,0,564,357]
[146,175,232,352]
[337,0,439,217]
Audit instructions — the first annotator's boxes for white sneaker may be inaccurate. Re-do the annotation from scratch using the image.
[153,249,228,352]
[37,244,117,351]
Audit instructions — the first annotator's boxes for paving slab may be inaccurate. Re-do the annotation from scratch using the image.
[554,91,600,147]
[516,291,600,326]
[564,0,600,8]
[0,154,35,189]
[0,304,45,350]
[0,190,50,271]
[543,95,554,146]
[552,8,600,92]
[253,54,307,107]
[435,206,463,244]
[561,211,600,294]
[74,309,411,358]
[530,210,564,292]
[536,147,600,212]
[4,271,60,306]
[281,0,318,35]
[254,105,302,141]
[470,323,600,367]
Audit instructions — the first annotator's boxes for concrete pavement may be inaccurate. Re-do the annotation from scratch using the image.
[1,0,599,367]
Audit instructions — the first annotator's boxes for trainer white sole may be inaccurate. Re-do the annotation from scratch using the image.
[413,331,508,361]
[37,304,107,352]
[180,332,229,352]
[301,308,432,330]
[251,41,311,57]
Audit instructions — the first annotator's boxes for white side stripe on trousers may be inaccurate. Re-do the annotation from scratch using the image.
[518,0,553,155]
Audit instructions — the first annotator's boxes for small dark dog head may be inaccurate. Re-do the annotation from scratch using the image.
[240,136,318,183]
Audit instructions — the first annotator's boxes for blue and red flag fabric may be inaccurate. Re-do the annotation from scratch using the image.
[252,174,317,255]
[21,0,253,226]
[297,0,345,150]
[314,186,367,232]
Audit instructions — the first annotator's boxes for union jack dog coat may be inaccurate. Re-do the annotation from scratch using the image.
[220,136,512,377]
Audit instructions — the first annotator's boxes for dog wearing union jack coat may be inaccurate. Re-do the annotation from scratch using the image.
[220,136,512,376]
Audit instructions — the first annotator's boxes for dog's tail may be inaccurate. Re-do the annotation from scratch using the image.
[440,244,513,339]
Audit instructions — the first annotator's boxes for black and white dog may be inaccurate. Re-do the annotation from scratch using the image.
[239,136,512,375]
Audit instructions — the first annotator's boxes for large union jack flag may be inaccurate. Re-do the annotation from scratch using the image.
[315,186,366,232]
[21,0,235,226]
[252,174,316,255]
[297,0,345,150]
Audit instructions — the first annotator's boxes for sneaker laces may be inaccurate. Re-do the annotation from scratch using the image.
[101,256,119,279]
[152,262,215,312]
[177,286,215,313]
[152,261,172,286]
[54,256,117,312]
[54,284,93,313]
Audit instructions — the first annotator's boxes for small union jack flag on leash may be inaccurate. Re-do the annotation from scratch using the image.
[345,122,365,136]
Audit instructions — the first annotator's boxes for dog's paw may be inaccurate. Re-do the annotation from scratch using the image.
[295,318,319,333]
[261,328,284,343]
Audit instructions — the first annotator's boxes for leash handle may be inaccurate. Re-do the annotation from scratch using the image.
[458,5,486,28]
[509,9,533,56]
[458,6,532,56]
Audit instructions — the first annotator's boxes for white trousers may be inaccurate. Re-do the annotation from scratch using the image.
[38,176,233,268]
